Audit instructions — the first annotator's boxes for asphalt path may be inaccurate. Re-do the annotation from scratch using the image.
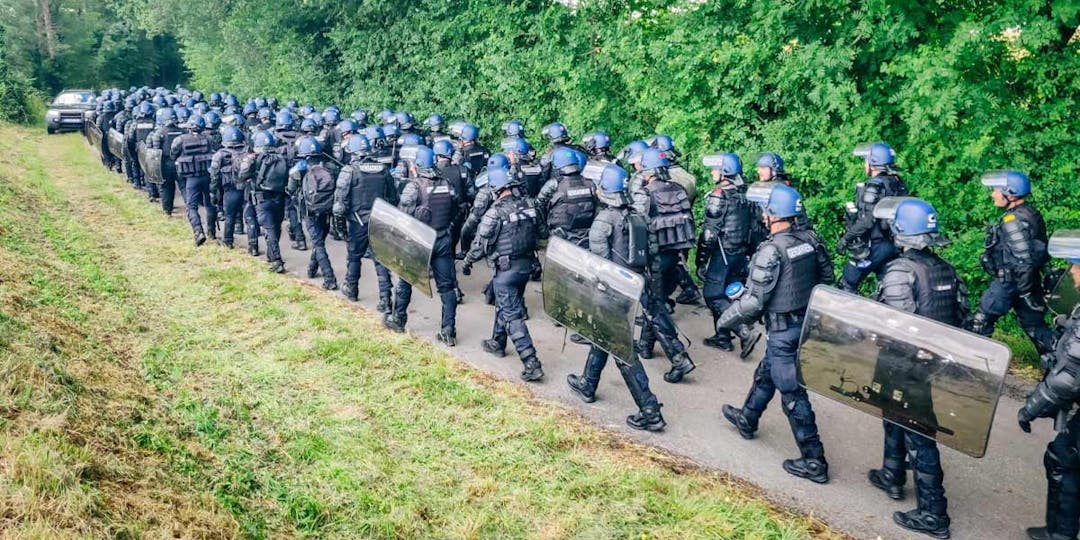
[170,188,1051,540]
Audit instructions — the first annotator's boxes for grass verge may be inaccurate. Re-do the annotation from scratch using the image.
[0,125,843,539]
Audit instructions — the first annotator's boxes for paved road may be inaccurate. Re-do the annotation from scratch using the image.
[178,197,1049,540]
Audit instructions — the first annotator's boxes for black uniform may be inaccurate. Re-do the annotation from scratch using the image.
[838,172,908,292]
[171,130,217,242]
[463,191,544,381]
[333,155,398,305]
[147,122,185,214]
[697,182,754,349]
[972,201,1054,354]
[208,143,249,249]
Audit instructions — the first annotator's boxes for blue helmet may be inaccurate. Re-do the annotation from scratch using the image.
[203,111,221,128]
[426,114,445,131]
[253,130,276,150]
[257,107,273,121]
[152,95,167,108]
[502,120,524,137]
[225,95,239,107]
[640,148,670,171]
[137,102,154,118]
[753,184,802,218]
[352,110,369,125]
[703,152,743,178]
[192,102,209,115]
[400,133,424,146]
[307,111,323,125]
[295,136,321,158]
[344,134,372,155]
[221,126,244,146]
[379,109,396,124]
[981,170,1031,197]
[363,125,385,141]
[155,107,176,125]
[174,107,191,123]
[487,153,509,170]
[184,98,197,108]
[395,111,415,130]
[543,122,568,143]
[891,198,939,236]
[300,118,318,134]
[243,102,258,116]
[209,92,222,104]
[488,167,512,191]
[383,124,401,139]
[323,109,340,124]
[651,134,675,152]
[433,139,454,157]
[619,140,649,164]
[300,104,316,116]
[756,152,785,175]
[502,136,530,157]
[599,164,628,193]
[461,123,479,141]
[275,110,297,130]
[573,149,588,169]
[253,97,267,109]
[337,119,359,135]
[583,131,611,152]
[552,147,581,174]
[866,142,895,168]
[413,145,435,169]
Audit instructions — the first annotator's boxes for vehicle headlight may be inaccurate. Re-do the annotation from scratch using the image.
[46,110,59,119]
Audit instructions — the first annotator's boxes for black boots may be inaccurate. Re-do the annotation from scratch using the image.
[722,405,756,440]
[520,357,544,382]
[868,468,905,500]
[481,339,506,358]
[893,509,951,539]
[376,293,392,314]
[783,457,829,484]
[663,353,696,383]
[626,406,666,431]
[436,327,456,347]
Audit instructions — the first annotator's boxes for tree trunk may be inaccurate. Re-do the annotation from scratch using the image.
[39,0,56,60]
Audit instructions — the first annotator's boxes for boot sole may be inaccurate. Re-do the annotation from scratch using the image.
[868,473,905,500]
[783,462,829,484]
[627,419,666,431]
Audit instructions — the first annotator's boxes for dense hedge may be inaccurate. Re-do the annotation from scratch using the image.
[138,0,1078,355]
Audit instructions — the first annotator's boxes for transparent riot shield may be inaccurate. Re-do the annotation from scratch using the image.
[107,128,125,159]
[667,165,698,204]
[581,160,608,185]
[798,285,1011,458]
[1046,230,1080,315]
[542,237,645,361]
[137,144,165,184]
[87,123,103,157]
[369,198,436,297]
[745,181,780,205]
[871,196,919,220]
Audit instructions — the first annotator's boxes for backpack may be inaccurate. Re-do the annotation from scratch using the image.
[255,152,288,192]
[301,161,336,214]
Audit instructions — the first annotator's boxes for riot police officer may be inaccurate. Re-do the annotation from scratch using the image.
[125,102,156,194]
[333,135,398,305]
[1019,237,1080,540]
[971,170,1054,354]
[384,146,460,346]
[568,164,666,430]
[755,152,790,185]
[171,114,217,245]
[462,167,544,382]
[631,148,697,379]
[535,148,596,247]
[538,122,587,184]
[208,126,249,249]
[239,131,290,273]
[425,114,447,146]
[868,198,967,539]
[434,140,472,258]
[697,153,757,353]
[720,183,832,484]
[451,124,489,179]
[147,107,186,215]
[837,142,909,293]
[273,110,307,251]
[287,136,338,290]
[582,132,615,162]
[502,137,544,199]
[112,99,134,182]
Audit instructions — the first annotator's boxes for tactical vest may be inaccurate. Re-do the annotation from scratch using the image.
[904,251,964,326]
[461,143,488,177]
[607,207,649,271]
[518,163,544,198]
[161,128,184,162]
[645,179,695,251]
[704,188,753,254]
[766,231,821,314]
[548,174,596,234]
[348,161,390,218]
[219,148,247,190]
[275,130,299,165]
[982,202,1048,276]
[438,163,470,202]
[417,175,455,231]
[174,133,213,176]
[495,197,539,259]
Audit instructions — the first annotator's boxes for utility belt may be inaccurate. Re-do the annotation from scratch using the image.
[765,310,805,333]
[252,190,285,204]
[491,254,532,272]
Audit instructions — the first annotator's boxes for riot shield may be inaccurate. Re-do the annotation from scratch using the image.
[542,237,645,361]
[107,128,125,159]
[1046,230,1080,315]
[137,144,165,184]
[87,123,103,157]
[667,165,698,204]
[871,196,919,220]
[369,198,436,297]
[798,285,1010,458]
[745,181,780,205]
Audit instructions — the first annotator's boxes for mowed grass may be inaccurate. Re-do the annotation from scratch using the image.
[0,124,844,539]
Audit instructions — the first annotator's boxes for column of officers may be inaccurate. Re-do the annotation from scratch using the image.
[90,86,1078,540]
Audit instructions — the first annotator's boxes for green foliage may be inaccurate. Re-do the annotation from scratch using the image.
[0,0,186,94]
[0,25,36,123]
